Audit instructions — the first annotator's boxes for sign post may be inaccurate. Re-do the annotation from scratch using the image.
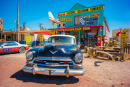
[120,29,129,61]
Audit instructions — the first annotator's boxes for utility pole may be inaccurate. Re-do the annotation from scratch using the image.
[17,0,19,42]
[39,23,42,30]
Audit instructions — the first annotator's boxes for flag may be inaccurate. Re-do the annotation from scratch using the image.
[116,28,122,37]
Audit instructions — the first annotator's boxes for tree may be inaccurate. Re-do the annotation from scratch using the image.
[113,36,119,42]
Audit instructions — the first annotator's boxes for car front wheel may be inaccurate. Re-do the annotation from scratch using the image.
[19,47,26,53]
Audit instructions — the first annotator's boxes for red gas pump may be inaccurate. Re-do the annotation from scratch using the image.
[97,36,102,47]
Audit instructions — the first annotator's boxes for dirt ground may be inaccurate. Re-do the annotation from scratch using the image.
[0,53,130,87]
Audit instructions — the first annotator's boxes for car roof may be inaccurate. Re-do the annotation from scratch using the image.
[49,35,75,38]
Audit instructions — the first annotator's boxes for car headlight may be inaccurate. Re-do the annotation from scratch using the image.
[74,53,82,63]
[26,51,33,61]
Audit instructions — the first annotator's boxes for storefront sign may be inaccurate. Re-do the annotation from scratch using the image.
[75,28,81,31]
[60,18,65,21]
[66,18,72,21]
[58,5,104,17]
[92,13,100,17]
[50,30,55,34]
[83,27,90,30]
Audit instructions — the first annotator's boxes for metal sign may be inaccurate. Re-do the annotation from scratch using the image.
[120,29,129,47]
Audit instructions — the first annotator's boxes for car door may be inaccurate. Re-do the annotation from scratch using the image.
[2,42,14,53]
[13,42,20,52]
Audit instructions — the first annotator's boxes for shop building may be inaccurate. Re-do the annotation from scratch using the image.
[2,30,50,46]
[48,3,109,47]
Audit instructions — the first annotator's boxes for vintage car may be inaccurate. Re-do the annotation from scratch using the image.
[23,35,84,77]
[0,41,29,54]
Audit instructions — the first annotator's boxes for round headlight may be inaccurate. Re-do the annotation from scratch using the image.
[74,53,82,63]
[26,51,33,61]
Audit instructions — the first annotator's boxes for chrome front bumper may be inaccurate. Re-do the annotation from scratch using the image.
[23,64,84,77]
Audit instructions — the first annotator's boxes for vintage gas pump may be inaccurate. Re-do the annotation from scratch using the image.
[97,36,102,47]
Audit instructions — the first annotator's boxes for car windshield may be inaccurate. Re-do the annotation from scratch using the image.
[0,42,4,46]
[47,36,76,44]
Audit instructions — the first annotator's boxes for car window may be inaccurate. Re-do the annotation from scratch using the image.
[14,42,18,45]
[4,42,14,46]
[47,36,76,44]
[0,42,4,46]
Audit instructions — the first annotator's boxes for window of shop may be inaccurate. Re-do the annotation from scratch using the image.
[30,34,34,42]
[21,34,24,42]
[74,16,81,26]
[84,29,98,46]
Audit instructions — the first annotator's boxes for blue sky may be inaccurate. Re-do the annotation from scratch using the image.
[1,0,130,37]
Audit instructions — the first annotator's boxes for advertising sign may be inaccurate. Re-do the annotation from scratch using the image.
[58,5,104,17]
[26,35,31,46]
[79,17,98,26]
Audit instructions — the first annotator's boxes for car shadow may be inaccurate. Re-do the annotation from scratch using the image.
[10,69,79,85]
[94,61,104,66]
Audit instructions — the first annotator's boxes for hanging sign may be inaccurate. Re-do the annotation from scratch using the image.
[50,30,55,34]
[52,23,55,25]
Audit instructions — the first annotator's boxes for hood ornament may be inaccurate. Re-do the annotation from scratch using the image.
[49,50,58,54]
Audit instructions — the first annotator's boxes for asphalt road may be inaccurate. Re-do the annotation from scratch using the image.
[0,53,130,87]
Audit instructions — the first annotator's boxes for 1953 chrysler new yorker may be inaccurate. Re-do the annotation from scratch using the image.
[23,35,84,77]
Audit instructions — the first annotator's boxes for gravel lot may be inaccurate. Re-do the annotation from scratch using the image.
[0,53,130,87]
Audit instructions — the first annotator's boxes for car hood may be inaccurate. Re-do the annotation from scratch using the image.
[37,44,78,57]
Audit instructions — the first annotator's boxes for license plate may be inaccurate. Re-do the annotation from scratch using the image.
[46,63,59,65]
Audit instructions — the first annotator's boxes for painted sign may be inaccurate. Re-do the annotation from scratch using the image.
[58,5,104,17]
[60,18,65,21]
[92,13,100,17]
[66,18,72,21]
[84,15,90,18]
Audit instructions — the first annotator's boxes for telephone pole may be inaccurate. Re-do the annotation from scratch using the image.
[17,0,19,42]
[39,23,42,30]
